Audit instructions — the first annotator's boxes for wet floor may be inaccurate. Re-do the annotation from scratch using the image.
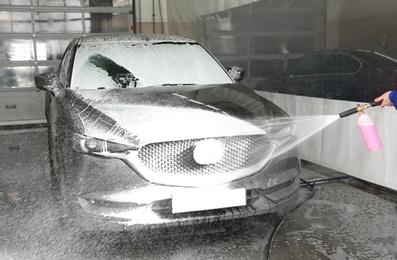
[0,127,396,260]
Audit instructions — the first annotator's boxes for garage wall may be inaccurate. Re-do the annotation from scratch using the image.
[135,0,168,34]
[167,0,261,22]
[167,0,327,88]
[326,0,397,58]
[324,0,340,49]
[166,0,262,41]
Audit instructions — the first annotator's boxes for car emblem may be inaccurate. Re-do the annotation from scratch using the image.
[193,139,224,165]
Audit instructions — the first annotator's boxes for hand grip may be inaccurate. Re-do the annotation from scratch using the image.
[370,101,381,107]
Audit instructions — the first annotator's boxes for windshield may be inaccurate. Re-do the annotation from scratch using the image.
[70,42,233,90]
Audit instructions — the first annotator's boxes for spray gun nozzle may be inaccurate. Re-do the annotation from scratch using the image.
[339,101,381,118]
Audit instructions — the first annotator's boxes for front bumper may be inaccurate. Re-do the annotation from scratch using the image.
[63,147,300,231]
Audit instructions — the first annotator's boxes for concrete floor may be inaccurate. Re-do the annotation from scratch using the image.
[1,127,396,260]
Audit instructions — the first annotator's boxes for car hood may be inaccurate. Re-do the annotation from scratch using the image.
[68,83,288,145]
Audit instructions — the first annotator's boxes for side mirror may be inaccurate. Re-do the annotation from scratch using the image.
[227,66,244,82]
[35,72,57,91]
[35,72,63,97]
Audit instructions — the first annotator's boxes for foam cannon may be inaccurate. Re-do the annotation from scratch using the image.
[339,101,382,152]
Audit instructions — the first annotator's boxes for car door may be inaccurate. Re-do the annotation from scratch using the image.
[282,53,325,98]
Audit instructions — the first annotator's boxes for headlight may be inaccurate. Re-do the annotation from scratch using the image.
[73,133,137,156]
[262,116,296,146]
[273,123,296,146]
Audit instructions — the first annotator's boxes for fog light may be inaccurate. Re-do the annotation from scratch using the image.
[193,139,224,165]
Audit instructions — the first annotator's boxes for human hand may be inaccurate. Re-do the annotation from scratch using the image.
[375,91,394,107]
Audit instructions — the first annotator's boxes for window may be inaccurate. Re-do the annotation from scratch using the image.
[287,54,323,76]
[322,54,361,74]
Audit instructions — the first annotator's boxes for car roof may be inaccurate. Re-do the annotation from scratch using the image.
[302,49,396,60]
[292,49,397,73]
[301,49,370,57]
[79,33,197,45]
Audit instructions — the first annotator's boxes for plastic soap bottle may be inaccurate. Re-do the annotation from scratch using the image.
[357,113,382,152]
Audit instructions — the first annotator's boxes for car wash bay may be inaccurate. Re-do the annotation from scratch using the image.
[1,127,396,260]
[2,1,397,259]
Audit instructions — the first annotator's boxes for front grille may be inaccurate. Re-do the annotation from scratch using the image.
[137,135,272,177]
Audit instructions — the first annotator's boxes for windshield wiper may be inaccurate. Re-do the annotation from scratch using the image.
[88,54,139,88]
[152,42,198,46]
[161,83,195,86]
